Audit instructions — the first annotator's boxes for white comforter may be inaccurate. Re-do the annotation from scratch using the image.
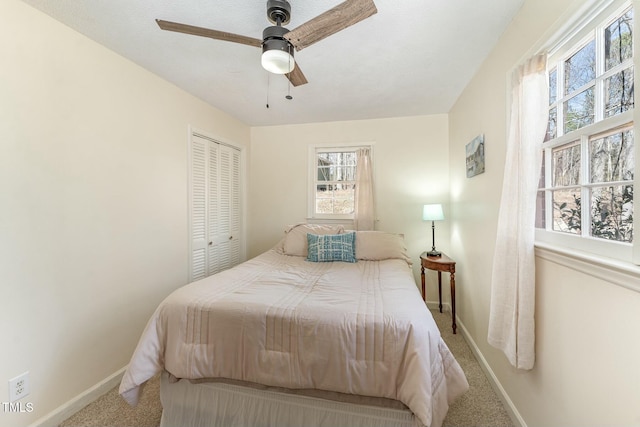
[119,249,468,427]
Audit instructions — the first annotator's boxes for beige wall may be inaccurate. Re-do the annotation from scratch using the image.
[449,0,640,425]
[5,0,640,425]
[248,115,450,286]
[0,1,249,426]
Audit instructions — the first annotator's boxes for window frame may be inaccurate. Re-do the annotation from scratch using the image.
[307,143,373,222]
[534,0,637,263]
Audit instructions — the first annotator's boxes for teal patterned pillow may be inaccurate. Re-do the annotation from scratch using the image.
[306,232,357,263]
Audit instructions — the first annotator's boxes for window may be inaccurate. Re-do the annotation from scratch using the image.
[308,145,372,220]
[536,1,635,260]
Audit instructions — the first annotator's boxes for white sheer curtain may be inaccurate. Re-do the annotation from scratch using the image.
[354,147,374,231]
[488,54,548,370]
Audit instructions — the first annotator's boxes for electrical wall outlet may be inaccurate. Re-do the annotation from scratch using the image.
[9,372,30,402]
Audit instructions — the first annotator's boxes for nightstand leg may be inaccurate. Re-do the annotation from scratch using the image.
[437,271,442,313]
[450,271,457,334]
[420,265,426,301]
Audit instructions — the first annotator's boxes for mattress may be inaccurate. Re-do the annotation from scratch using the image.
[120,243,468,427]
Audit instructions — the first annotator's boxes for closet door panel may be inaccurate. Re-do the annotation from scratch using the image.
[208,142,222,275]
[216,145,232,273]
[190,136,208,281]
[229,147,241,268]
[189,134,242,280]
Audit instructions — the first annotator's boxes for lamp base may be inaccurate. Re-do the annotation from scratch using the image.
[427,250,442,257]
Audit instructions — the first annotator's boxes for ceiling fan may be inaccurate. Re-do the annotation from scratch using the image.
[156,0,377,87]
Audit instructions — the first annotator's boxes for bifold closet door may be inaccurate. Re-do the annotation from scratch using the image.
[190,135,241,281]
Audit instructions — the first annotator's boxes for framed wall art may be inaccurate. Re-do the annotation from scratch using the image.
[465,134,485,178]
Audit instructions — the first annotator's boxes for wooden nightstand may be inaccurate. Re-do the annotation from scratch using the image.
[420,252,457,334]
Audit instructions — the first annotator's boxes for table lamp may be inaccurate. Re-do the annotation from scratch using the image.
[423,204,444,257]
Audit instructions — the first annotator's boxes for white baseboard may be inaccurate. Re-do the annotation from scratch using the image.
[455,318,527,427]
[28,366,127,427]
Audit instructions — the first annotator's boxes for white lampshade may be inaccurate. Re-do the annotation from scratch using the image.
[261,49,295,74]
[422,204,444,221]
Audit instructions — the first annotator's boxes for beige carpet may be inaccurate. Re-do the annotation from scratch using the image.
[433,310,514,427]
[60,310,514,427]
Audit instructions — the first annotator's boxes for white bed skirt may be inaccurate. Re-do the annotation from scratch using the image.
[159,372,423,427]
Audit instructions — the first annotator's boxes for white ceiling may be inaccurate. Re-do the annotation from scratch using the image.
[21,0,524,127]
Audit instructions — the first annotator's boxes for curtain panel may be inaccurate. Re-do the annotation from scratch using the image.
[354,148,374,231]
[488,54,548,370]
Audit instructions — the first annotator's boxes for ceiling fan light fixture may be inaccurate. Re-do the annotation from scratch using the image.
[261,47,294,74]
[262,26,295,74]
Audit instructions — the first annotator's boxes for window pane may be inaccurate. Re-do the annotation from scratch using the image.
[317,153,330,166]
[536,190,546,228]
[317,156,357,182]
[333,184,355,214]
[605,9,633,70]
[334,200,354,214]
[552,142,581,186]
[563,88,594,133]
[545,106,557,142]
[591,185,633,242]
[536,152,546,229]
[538,150,546,189]
[590,130,634,183]
[605,67,634,117]
[318,152,357,167]
[549,68,557,104]
[553,189,581,234]
[316,198,333,214]
[317,152,343,166]
[333,166,356,182]
[316,184,334,214]
[564,40,596,94]
[317,166,331,181]
[343,152,357,166]
[315,184,355,214]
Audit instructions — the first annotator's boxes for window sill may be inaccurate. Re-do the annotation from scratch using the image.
[306,217,355,226]
[535,241,640,294]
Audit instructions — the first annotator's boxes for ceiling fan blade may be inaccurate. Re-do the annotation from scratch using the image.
[286,63,308,86]
[156,19,262,48]
[284,0,377,51]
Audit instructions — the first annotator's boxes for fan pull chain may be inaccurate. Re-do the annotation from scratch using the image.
[285,52,293,100]
[266,73,270,108]
[286,86,292,100]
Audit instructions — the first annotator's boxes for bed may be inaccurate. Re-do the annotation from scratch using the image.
[119,225,469,427]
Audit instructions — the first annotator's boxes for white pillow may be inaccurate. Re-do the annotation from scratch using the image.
[282,223,345,257]
[354,231,412,265]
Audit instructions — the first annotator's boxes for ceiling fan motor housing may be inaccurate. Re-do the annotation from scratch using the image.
[262,25,293,55]
[266,0,291,25]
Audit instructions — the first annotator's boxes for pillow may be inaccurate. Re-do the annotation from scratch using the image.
[306,232,357,263]
[283,223,345,257]
[272,237,286,254]
[354,231,412,265]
